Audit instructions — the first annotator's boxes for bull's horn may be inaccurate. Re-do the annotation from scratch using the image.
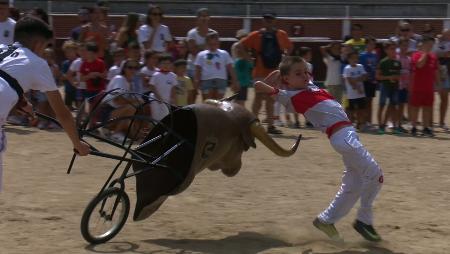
[250,121,301,157]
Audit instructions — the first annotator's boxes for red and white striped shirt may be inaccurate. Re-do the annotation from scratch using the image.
[274,85,351,137]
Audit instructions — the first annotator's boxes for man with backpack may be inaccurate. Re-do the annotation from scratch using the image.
[237,13,292,134]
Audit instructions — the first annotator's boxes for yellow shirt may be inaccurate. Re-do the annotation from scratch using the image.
[175,75,194,106]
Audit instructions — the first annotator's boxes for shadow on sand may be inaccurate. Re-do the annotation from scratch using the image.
[85,231,291,254]
[85,232,404,254]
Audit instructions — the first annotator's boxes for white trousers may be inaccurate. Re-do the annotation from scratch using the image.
[0,80,19,192]
[318,127,383,225]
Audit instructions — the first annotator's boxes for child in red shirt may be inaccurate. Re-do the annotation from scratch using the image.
[409,36,439,136]
[80,42,107,125]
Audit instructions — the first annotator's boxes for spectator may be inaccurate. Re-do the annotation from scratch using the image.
[140,50,160,96]
[233,41,253,106]
[173,39,189,60]
[231,29,248,59]
[376,40,402,135]
[79,5,109,58]
[359,36,378,126]
[79,42,107,125]
[115,12,139,50]
[343,51,367,130]
[397,37,412,132]
[422,23,435,38]
[345,24,366,53]
[126,41,141,63]
[173,59,195,106]
[237,13,293,134]
[0,1,15,45]
[321,41,344,104]
[390,20,421,53]
[61,40,79,110]
[186,8,217,57]
[107,47,125,81]
[194,31,238,101]
[409,36,438,136]
[138,5,172,54]
[434,29,450,131]
[67,42,88,108]
[103,59,141,142]
[149,55,177,121]
[30,8,49,24]
[70,7,90,41]
[9,6,20,21]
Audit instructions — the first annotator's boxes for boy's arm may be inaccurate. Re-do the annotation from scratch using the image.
[194,65,201,90]
[320,45,330,57]
[416,52,429,69]
[46,90,90,156]
[254,80,277,94]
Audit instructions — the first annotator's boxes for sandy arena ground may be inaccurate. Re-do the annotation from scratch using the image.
[1,93,450,254]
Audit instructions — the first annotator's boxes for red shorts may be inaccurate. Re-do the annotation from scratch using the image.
[409,90,434,107]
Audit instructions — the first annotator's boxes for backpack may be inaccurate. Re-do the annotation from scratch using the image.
[259,29,282,69]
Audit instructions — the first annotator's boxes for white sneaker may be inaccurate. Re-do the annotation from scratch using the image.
[110,132,126,143]
[274,119,284,127]
[440,124,449,131]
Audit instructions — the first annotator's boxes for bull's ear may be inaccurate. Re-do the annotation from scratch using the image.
[241,127,256,150]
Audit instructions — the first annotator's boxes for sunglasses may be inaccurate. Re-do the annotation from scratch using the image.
[400,28,410,32]
[126,65,139,70]
[151,12,162,16]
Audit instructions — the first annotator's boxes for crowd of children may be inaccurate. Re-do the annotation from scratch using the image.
[5,4,449,139]
[316,28,449,137]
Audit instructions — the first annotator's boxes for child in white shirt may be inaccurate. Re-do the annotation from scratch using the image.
[149,55,177,121]
[194,31,237,100]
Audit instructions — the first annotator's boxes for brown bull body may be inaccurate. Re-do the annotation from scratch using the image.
[132,100,300,221]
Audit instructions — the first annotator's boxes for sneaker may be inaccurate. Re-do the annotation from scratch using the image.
[377,126,385,135]
[353,220,382,242]
[439,123,449,131]
[397,126,408,133]
[274,119,285,127]
[110,132,126,143]
[306,121,314,128]
[267,125,282,135]
[422,127,434,137]
[392,127,402,135]
[313,218,341,241]
[411,127,417,136]
[7,115,27,126]
[37,120,48,130]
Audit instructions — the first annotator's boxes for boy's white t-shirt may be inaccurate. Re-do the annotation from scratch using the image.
[140,66,159,78]
[433,39,450,57]
[107,65,121,81]
[138,24,172,52]
[0,43,57,92]
[149,71,177,103]
[186,27,217,50]
[0,18,16,45]
[104,75,132,108]
[69,57,85,89]
[343,64,366,99]
[194,49,233,80]
[323,55,342,86]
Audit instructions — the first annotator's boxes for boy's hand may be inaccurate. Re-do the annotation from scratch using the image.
[74,141,91,156]
[264,70,281,88]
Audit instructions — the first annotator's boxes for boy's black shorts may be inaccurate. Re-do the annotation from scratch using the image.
[364,81,377,98]
[348,97,367,110]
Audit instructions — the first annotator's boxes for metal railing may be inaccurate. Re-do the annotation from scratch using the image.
[10,0,450,18]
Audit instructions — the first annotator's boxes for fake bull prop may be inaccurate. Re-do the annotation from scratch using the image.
[132,99,301,221]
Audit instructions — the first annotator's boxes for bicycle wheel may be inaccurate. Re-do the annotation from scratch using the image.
[80,187,130,244]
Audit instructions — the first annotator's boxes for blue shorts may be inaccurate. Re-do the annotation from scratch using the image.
[200,79,227,94]
[379,85,399,107]
[398,88,408,104]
